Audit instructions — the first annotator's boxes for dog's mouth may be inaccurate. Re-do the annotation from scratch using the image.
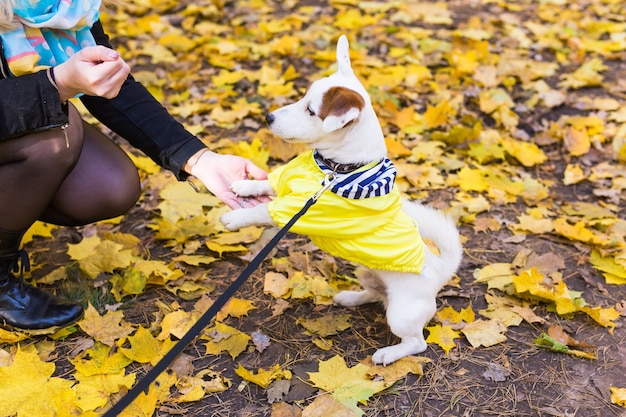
[272,135,313,144]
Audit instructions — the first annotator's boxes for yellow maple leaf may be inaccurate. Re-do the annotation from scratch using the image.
[457,166,489,192]
[232,137,270,171]
[158,32,196,53]
[365,356,431,385]
[205,240,249,256]
[213,225,265,245]
[210,98,261,126]
[235,363,292,389]
[212,69,246,86]
[78,304,135,346]
[73,369,136,412]
[134,259,183,286]
[157,309,197,341]
[296,313,352,337]
[425,324,460,353]
[171,254,218,266]
[563,163,586,185]
[468,141,506,164]
[71,342,132,376]
[157,181,220,223]
[461,319,507,348]
[391,106,417,131]
[67,234,101,261]
[500,136,547,167]
[301,394,358,417]
[119,326,176,365]
[1,330,28,345]
[216,297,257,321]
[589,249,626,285]
[288,272,336,303]
[512,268,578,315]
[578,305,621,334]
[110,267,147,301]
[473,262,514,291]
[203,322,251,359]
[334,7,377,29]
[424,99,455,129]
[513,213,554,235]
[478,88,513,114]
[174,369,231,402]
[0,347,80,417]
[436,305,475,326]
[308,355,386,416]
[78,240,137,279]
[552,218,602,245]
[264,271,291,298]
[610,387,626,407]
[563,127,591,156]
[559,57,606,89]
[119,371,177,417]
[479,293,525,327]
[152,216,214,243]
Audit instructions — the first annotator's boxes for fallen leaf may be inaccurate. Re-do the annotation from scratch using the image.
[308,355,386,416]
[235,364,292,389]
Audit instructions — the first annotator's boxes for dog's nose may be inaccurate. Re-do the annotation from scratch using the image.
[265,113,275,125]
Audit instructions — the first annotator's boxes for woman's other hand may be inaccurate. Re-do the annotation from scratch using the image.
[52,46,130,101]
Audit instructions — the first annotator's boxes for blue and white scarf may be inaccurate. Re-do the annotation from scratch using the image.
[314,151,397,199]
[0,0,100,76]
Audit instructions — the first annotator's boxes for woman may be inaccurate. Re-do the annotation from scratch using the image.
[0,0,268,330]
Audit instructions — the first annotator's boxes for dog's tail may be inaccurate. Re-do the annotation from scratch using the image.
[402,200,463,285]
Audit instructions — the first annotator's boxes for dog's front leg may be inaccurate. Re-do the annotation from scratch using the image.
[220,203,275,231]
[231,179,276,198]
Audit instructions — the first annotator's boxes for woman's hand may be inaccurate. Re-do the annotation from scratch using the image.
[52,46,130,102]
[189,150,271,209]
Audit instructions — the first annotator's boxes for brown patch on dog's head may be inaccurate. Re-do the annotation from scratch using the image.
[319,86,364,121]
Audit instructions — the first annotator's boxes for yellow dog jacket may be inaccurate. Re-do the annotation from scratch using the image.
[267,150,425,273]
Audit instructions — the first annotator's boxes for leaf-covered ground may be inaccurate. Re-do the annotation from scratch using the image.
[2,0,626,416]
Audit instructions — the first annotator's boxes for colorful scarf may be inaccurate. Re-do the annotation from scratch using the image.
[0,0,101,76]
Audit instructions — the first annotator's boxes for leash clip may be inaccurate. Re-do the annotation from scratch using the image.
[313,173,335,201]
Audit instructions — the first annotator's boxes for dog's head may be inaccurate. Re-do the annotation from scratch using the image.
[266,35,385,160]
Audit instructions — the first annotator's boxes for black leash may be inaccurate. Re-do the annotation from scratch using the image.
[103,176,333,416]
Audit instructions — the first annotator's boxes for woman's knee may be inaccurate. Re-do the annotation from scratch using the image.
[107,166,142,215]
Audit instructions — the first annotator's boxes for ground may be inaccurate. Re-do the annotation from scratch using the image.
[11,0,626,416]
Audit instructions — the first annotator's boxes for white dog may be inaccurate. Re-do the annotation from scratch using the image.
[221,35,463,365]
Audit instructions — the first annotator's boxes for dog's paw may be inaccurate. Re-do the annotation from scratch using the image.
[333,290,381,307]
[231,180,263,197]
[220,210,248,231]
[371,341,427,366]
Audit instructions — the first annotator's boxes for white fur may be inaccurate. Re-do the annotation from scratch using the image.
[221,35,463,366]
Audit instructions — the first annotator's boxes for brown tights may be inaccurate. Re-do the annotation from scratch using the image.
[0,103,141,234]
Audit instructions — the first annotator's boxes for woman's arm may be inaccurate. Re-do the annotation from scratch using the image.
[80,21,206,180]
[0,57,68,141]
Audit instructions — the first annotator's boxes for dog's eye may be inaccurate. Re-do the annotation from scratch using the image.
[306,106,316,117]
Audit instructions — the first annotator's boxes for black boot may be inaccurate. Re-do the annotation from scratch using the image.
[0,229,83,330]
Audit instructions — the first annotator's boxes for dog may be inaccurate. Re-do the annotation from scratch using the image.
[221,35,463,366]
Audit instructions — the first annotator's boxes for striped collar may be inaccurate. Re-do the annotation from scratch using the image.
[313,150,397,199]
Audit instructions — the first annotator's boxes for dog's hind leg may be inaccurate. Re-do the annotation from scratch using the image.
[333,288,383,306]
[371,274,437,365]
[333,267,385,306]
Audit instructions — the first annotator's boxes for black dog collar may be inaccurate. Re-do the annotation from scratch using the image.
[313,150,370,174]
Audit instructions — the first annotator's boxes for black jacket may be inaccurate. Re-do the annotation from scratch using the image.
[0,21,205,179]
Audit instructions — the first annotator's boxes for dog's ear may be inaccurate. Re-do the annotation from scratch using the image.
[336,35,354,77]
[320,86,364,133]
